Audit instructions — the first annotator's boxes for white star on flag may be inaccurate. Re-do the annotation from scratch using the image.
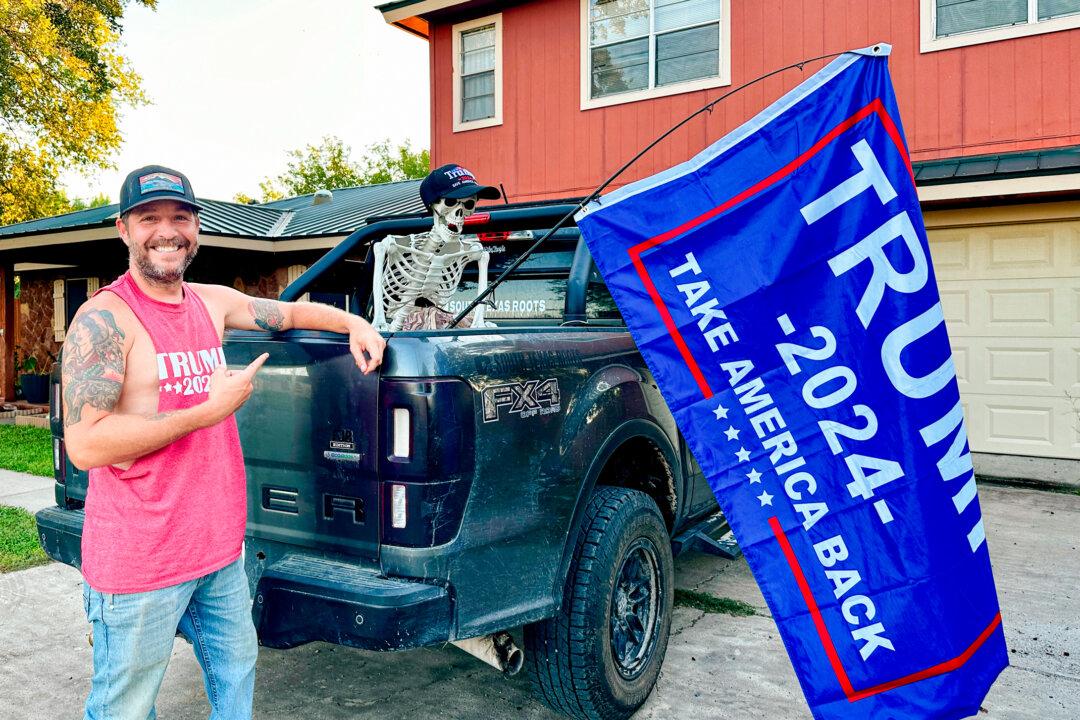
[746,468,762,484]
[724,426,739,441]
[713,403,729,420]
[758,490,774,507]
[735,447,751,462]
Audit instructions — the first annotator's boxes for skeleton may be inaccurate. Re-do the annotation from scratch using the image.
[371,194,492,331]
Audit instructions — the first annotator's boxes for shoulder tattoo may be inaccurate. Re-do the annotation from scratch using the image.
[249,298,285,332]
[62,309,126,426]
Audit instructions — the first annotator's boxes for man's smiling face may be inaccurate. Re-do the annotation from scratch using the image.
[117,199,200,285]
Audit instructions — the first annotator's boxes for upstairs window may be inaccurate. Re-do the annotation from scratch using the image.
[924,0,1080,51]
[453,14,503,132]
[583,0,731,110]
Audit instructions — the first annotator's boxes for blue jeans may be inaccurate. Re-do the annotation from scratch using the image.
[83,558,258,720]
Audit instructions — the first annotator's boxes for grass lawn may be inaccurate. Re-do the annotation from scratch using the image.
[674,588,757,617]
[0,424,53,477]
[0,505,49,572]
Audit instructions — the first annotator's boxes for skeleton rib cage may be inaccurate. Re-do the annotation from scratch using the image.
[372,233,490,331]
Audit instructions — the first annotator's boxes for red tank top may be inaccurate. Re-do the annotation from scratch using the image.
[81,272,247,593]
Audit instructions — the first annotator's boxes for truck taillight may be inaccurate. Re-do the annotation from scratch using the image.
[379,379,475,547]
[391,408,411,458]
[391,484,407,528]
[50,371,65,485]
[54,438,66,485]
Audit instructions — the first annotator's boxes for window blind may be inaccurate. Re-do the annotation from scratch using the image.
[460,24,496,123]
[1039,0,1080,19]
[936,0,1026,36]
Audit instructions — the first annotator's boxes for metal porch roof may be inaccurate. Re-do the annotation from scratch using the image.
[913,146,1080,184]
[0,179,426,241]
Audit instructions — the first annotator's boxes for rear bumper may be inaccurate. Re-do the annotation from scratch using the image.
[36,506,453,652]
[36,506,83,569]
[252,553,453,651]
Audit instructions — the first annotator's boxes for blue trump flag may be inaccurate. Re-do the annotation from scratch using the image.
[575,45,1007,719]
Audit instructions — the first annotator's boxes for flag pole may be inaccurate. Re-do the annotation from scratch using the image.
[446,47,876,329]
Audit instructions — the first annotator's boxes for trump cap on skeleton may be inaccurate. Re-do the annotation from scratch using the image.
[420,163,501,210]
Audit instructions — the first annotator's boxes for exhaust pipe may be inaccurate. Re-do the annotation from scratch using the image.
[451,631,524,675]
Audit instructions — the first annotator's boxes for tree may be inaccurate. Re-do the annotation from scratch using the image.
[356,139,430,185]
[0,0,153,225]
[244,136,429,203]
[66,193,112,212]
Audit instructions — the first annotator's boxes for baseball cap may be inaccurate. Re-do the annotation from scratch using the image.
[419,163,501,209]
[119,165,206,215]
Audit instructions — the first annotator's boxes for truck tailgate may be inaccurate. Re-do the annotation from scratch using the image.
[227,331,380,561]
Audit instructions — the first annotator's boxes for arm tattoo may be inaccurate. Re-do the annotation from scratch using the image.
[249,298,285,332]
[62,310,126,427]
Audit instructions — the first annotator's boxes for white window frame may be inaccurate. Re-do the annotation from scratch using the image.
[580,0,731,111]
[54,276,98,342]
[452,14,503,133]
[921,0,1080,53]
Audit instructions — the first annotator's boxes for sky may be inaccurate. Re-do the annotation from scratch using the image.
[59,0,430,203]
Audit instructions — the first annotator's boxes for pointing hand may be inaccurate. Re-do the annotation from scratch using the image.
[204,353,269,424]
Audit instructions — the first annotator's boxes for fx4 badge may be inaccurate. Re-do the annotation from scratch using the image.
[483,378,561,422]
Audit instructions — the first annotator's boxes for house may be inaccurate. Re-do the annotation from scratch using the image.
[378,0,1080,464]
[0,180,426,400]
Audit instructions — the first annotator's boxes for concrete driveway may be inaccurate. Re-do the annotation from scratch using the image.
[1,484,1076,719]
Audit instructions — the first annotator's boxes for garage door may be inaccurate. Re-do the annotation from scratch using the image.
[928,205,1080,460]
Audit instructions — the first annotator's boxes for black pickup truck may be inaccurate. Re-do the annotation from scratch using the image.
[37,202,730,719]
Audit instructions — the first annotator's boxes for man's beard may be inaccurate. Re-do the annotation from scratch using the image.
[131,241,198,285]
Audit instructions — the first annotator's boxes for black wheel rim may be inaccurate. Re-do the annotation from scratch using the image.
[609,537,661,680]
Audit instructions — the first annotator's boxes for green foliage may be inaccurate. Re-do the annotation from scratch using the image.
[246,136,430,203]
[66,193,111,211]
[14,344,54,375]
[0,504,49,572]
[357,139,430,185]
[674,588,757,617]
[0,425,53,478]
[16,350,37,374]
[0,0,153,225]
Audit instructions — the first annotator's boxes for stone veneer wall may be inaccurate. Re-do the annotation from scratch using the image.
[235,266,290,299]
[17,275,61,373]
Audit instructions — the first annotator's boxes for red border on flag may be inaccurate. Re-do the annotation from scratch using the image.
[626,99,1002,700]
[627,99,912,399]
[770,517,1002,701]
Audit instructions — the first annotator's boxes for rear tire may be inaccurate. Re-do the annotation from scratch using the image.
[525,486,674,719]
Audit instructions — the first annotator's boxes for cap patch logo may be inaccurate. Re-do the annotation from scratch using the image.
[444,167,475,182]
[139,172,184,194]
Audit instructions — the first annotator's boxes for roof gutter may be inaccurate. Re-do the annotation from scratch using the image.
[917,172,1080,203]
[376,0,474,38]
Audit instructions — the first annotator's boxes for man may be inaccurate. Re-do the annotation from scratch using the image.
[61,165,385,720]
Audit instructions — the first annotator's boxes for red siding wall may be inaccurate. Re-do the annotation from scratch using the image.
[429,0,1080,203]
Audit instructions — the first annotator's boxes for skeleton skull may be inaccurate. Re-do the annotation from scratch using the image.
[432,195,477,235]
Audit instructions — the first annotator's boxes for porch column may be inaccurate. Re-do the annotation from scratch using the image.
[0,263,14,401]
